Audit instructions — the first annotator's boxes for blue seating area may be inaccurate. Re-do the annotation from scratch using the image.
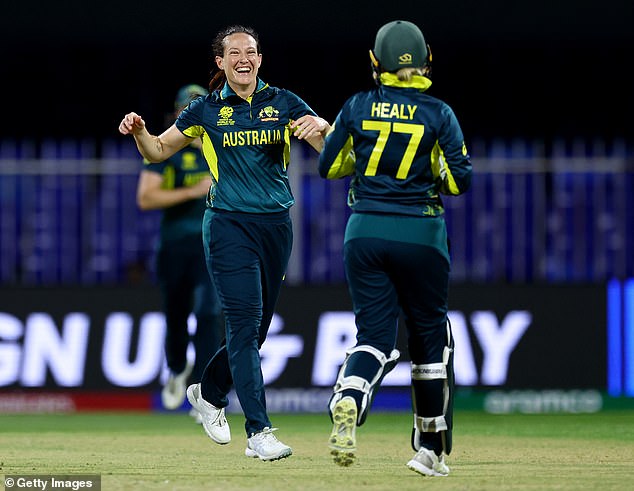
[1,137,632,285]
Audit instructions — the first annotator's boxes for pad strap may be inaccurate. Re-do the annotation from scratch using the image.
[336,375,370,393]
[415,415,448,432]
[330,345,400,425]
[411,362,446,380]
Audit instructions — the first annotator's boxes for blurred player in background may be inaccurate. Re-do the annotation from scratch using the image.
[135,84,224,421]
[120,25,330,461]
[318,20,472,476]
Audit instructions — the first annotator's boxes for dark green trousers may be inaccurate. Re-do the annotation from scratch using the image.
[200,208,292,436]
[342,213,454,454]
[343,212,450,360]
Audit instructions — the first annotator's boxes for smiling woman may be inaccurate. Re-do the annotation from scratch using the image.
[210,26,263,98]
[118,24,330,463]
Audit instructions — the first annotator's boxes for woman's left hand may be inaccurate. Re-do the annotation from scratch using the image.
[291,115,330,140]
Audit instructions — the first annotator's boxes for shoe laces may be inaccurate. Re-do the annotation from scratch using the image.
[252,427,280,443]
[199,397,227,426]
[213,407,227,426]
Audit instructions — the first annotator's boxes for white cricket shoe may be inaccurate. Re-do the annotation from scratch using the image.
[186,383,231,444]
[161,362,193,410]
[406,447,450,477]
[328,396,357,467]
[245,427,292,461]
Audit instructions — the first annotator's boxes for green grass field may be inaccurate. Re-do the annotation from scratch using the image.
[2,410,634,490]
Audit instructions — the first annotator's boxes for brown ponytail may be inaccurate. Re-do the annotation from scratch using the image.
[209,70,226,93]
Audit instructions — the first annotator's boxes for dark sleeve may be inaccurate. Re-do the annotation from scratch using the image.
[437,104,472,195]
[318,100,356,179]
[284,90,318,119]
[143,160,167,175]
[175,96,205,138]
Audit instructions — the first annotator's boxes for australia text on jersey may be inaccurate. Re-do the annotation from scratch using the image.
[222,128,284,147]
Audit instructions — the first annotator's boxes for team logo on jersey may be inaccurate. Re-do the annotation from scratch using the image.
[398,53,413,65]
[258,105,280,122]
[217,106,235,126]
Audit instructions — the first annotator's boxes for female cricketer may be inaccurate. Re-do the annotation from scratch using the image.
[318,20,472,476]
[119,25,330,462]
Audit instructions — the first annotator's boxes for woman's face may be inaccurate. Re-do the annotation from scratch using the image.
[216,32,262,92]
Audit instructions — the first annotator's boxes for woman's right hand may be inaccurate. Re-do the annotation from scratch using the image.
[119,112,146,135]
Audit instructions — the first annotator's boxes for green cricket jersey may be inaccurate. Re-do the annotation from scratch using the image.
[175,78,317,213]
[318,73,472,217]
[144,146,209,242]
